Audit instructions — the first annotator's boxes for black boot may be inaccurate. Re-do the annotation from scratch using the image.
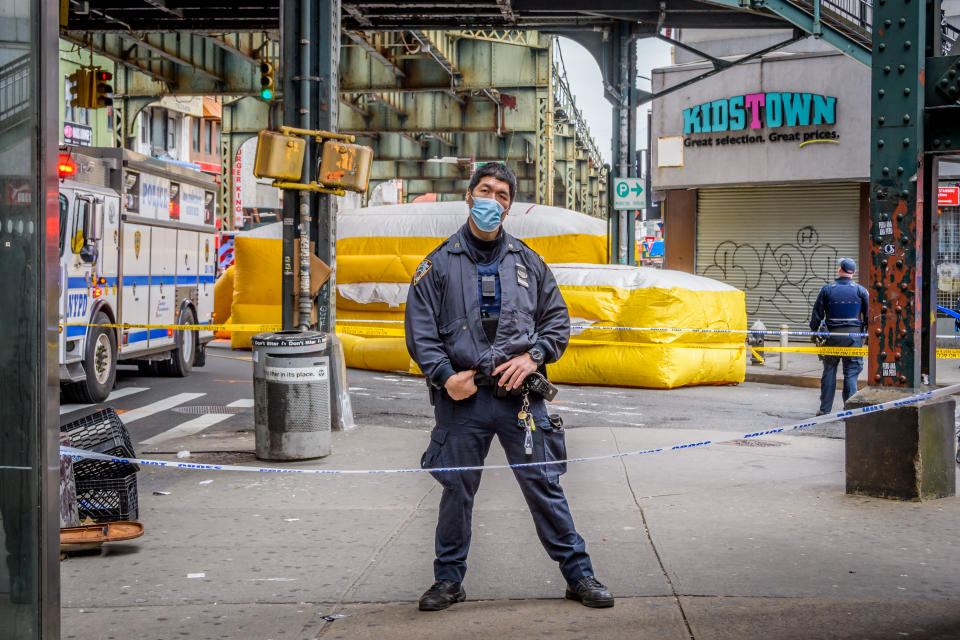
[418,580,466,611]
[565,576,614,608]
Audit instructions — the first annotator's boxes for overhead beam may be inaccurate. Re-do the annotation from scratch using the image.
[61,31,171,83]
[407,30,460,78]
[342,3,374,27]
[701,0,872,66]
[203,33,265,67]
[340,96,371,117]
[344,30,407,77]
[341,126,515,134]
[141,0,184,18]
[117,32,223,82]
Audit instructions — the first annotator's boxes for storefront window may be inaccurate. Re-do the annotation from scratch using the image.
[0,0,51,637]
[937,204,960,316]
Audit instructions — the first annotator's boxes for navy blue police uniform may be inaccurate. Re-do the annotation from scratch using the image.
[809,275,869,414]
[404,223,595,587]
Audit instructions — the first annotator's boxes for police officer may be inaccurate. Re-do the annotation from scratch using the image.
[809,258,869,415]
[404,163,613,612]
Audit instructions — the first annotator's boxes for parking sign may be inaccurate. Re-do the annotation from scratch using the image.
[613,177,645,210]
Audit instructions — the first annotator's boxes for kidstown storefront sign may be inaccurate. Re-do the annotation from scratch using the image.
[683,92,837,134]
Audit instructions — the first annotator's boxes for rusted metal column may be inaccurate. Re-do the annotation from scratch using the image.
[846,0,955,500]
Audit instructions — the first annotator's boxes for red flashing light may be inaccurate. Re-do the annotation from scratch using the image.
[167,329,174,337]
[92,287,102,298]
[58,154,77,178]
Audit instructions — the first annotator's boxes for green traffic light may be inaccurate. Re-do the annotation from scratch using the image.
[261,88,273,100]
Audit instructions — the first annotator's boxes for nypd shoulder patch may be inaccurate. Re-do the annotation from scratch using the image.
[413,259,433,285]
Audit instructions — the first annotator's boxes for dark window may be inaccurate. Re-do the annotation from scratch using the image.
[192,118,200,152]
[59,193,68,254]
[166,116,177,151]
[204,120,213,155]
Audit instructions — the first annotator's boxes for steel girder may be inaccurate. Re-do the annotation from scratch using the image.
[702,0,871,66]
[342,28,605,210]
[218,98,274,231]
[61,30,277,96]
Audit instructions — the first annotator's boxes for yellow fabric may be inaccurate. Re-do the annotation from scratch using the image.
[232,237,283,306]
[336,234,606,284]
[555,283,746,387]
[230,237,283,349]
[335,282,746,389]
[214,315,232,340]
[214,265,235,328]
[231,304,280,349]
[339,333,412,372]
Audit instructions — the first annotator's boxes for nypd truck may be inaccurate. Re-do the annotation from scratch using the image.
[59,146,217,402]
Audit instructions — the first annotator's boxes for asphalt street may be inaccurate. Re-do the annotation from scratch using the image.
[54,342,960,640]
[59,341,841,448]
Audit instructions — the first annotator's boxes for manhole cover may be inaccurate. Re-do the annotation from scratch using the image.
[172,405,248,415]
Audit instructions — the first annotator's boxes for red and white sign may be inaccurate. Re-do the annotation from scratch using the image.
[233,148,243,228]
[5,180,31,206]
[939,186,960,207]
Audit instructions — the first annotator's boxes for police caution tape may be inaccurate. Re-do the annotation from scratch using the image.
[65,321,960,361]
[62,322,282,333]
[333,323,960,359]
[59,383,960,476]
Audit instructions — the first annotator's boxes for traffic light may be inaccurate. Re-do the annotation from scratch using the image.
[68,68,90,108]
[259,61,274,100]
[91,69,113,109]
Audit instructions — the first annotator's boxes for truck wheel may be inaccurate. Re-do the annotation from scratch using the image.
[73,312,117,403]
[159,307,196,377]
[193,342,206,368]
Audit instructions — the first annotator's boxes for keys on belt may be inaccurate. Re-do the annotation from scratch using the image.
[518,392,535,456]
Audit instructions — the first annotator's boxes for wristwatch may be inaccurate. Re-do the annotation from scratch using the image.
[527,346,545,365]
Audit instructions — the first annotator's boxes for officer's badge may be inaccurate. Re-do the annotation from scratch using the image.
[134,230,142,259]
[516,264,529,288]
[413,259,432,285]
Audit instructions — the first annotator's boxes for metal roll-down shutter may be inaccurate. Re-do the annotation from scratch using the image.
[696,183,861,329]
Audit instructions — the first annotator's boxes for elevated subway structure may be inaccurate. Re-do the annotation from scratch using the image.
[4,0,952,633]
[340,30,608,213]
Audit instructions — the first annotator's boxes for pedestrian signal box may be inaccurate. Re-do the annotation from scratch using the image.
[68,68,91,108]
[253,130,306,180]
[317,142,372,194]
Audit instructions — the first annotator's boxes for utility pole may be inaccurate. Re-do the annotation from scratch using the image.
[281,0,341,331]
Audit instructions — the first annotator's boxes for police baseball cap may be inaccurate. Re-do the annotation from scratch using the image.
[838,258,856,274]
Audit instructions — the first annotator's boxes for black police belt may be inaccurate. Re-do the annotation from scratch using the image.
[473,371,558,401]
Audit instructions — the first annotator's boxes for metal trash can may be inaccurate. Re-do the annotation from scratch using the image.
[251,330,331,460]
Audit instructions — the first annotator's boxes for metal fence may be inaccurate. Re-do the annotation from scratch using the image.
[0,54,31,132]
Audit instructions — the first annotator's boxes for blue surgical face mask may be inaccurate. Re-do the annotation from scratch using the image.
[470,196,505,232]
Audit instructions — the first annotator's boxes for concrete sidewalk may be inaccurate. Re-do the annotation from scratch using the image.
[59,391,960,639]
[745,344,960,389]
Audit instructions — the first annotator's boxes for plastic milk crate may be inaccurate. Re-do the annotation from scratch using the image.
[75,473,139,522]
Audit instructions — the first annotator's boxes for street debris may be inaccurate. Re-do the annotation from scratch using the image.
[319,613,346,621]
[176,451,191,459]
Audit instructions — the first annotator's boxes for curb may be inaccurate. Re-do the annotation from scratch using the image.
[745,371,820,388]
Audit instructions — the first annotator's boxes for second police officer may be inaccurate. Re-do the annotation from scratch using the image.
[404,162,614,612]
[809,258,870,415]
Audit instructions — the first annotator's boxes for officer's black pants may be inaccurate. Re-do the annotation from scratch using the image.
[421,386,593,584]
[819,330,863,413]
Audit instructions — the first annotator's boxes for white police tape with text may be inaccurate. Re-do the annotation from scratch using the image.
[58,383,960,477]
